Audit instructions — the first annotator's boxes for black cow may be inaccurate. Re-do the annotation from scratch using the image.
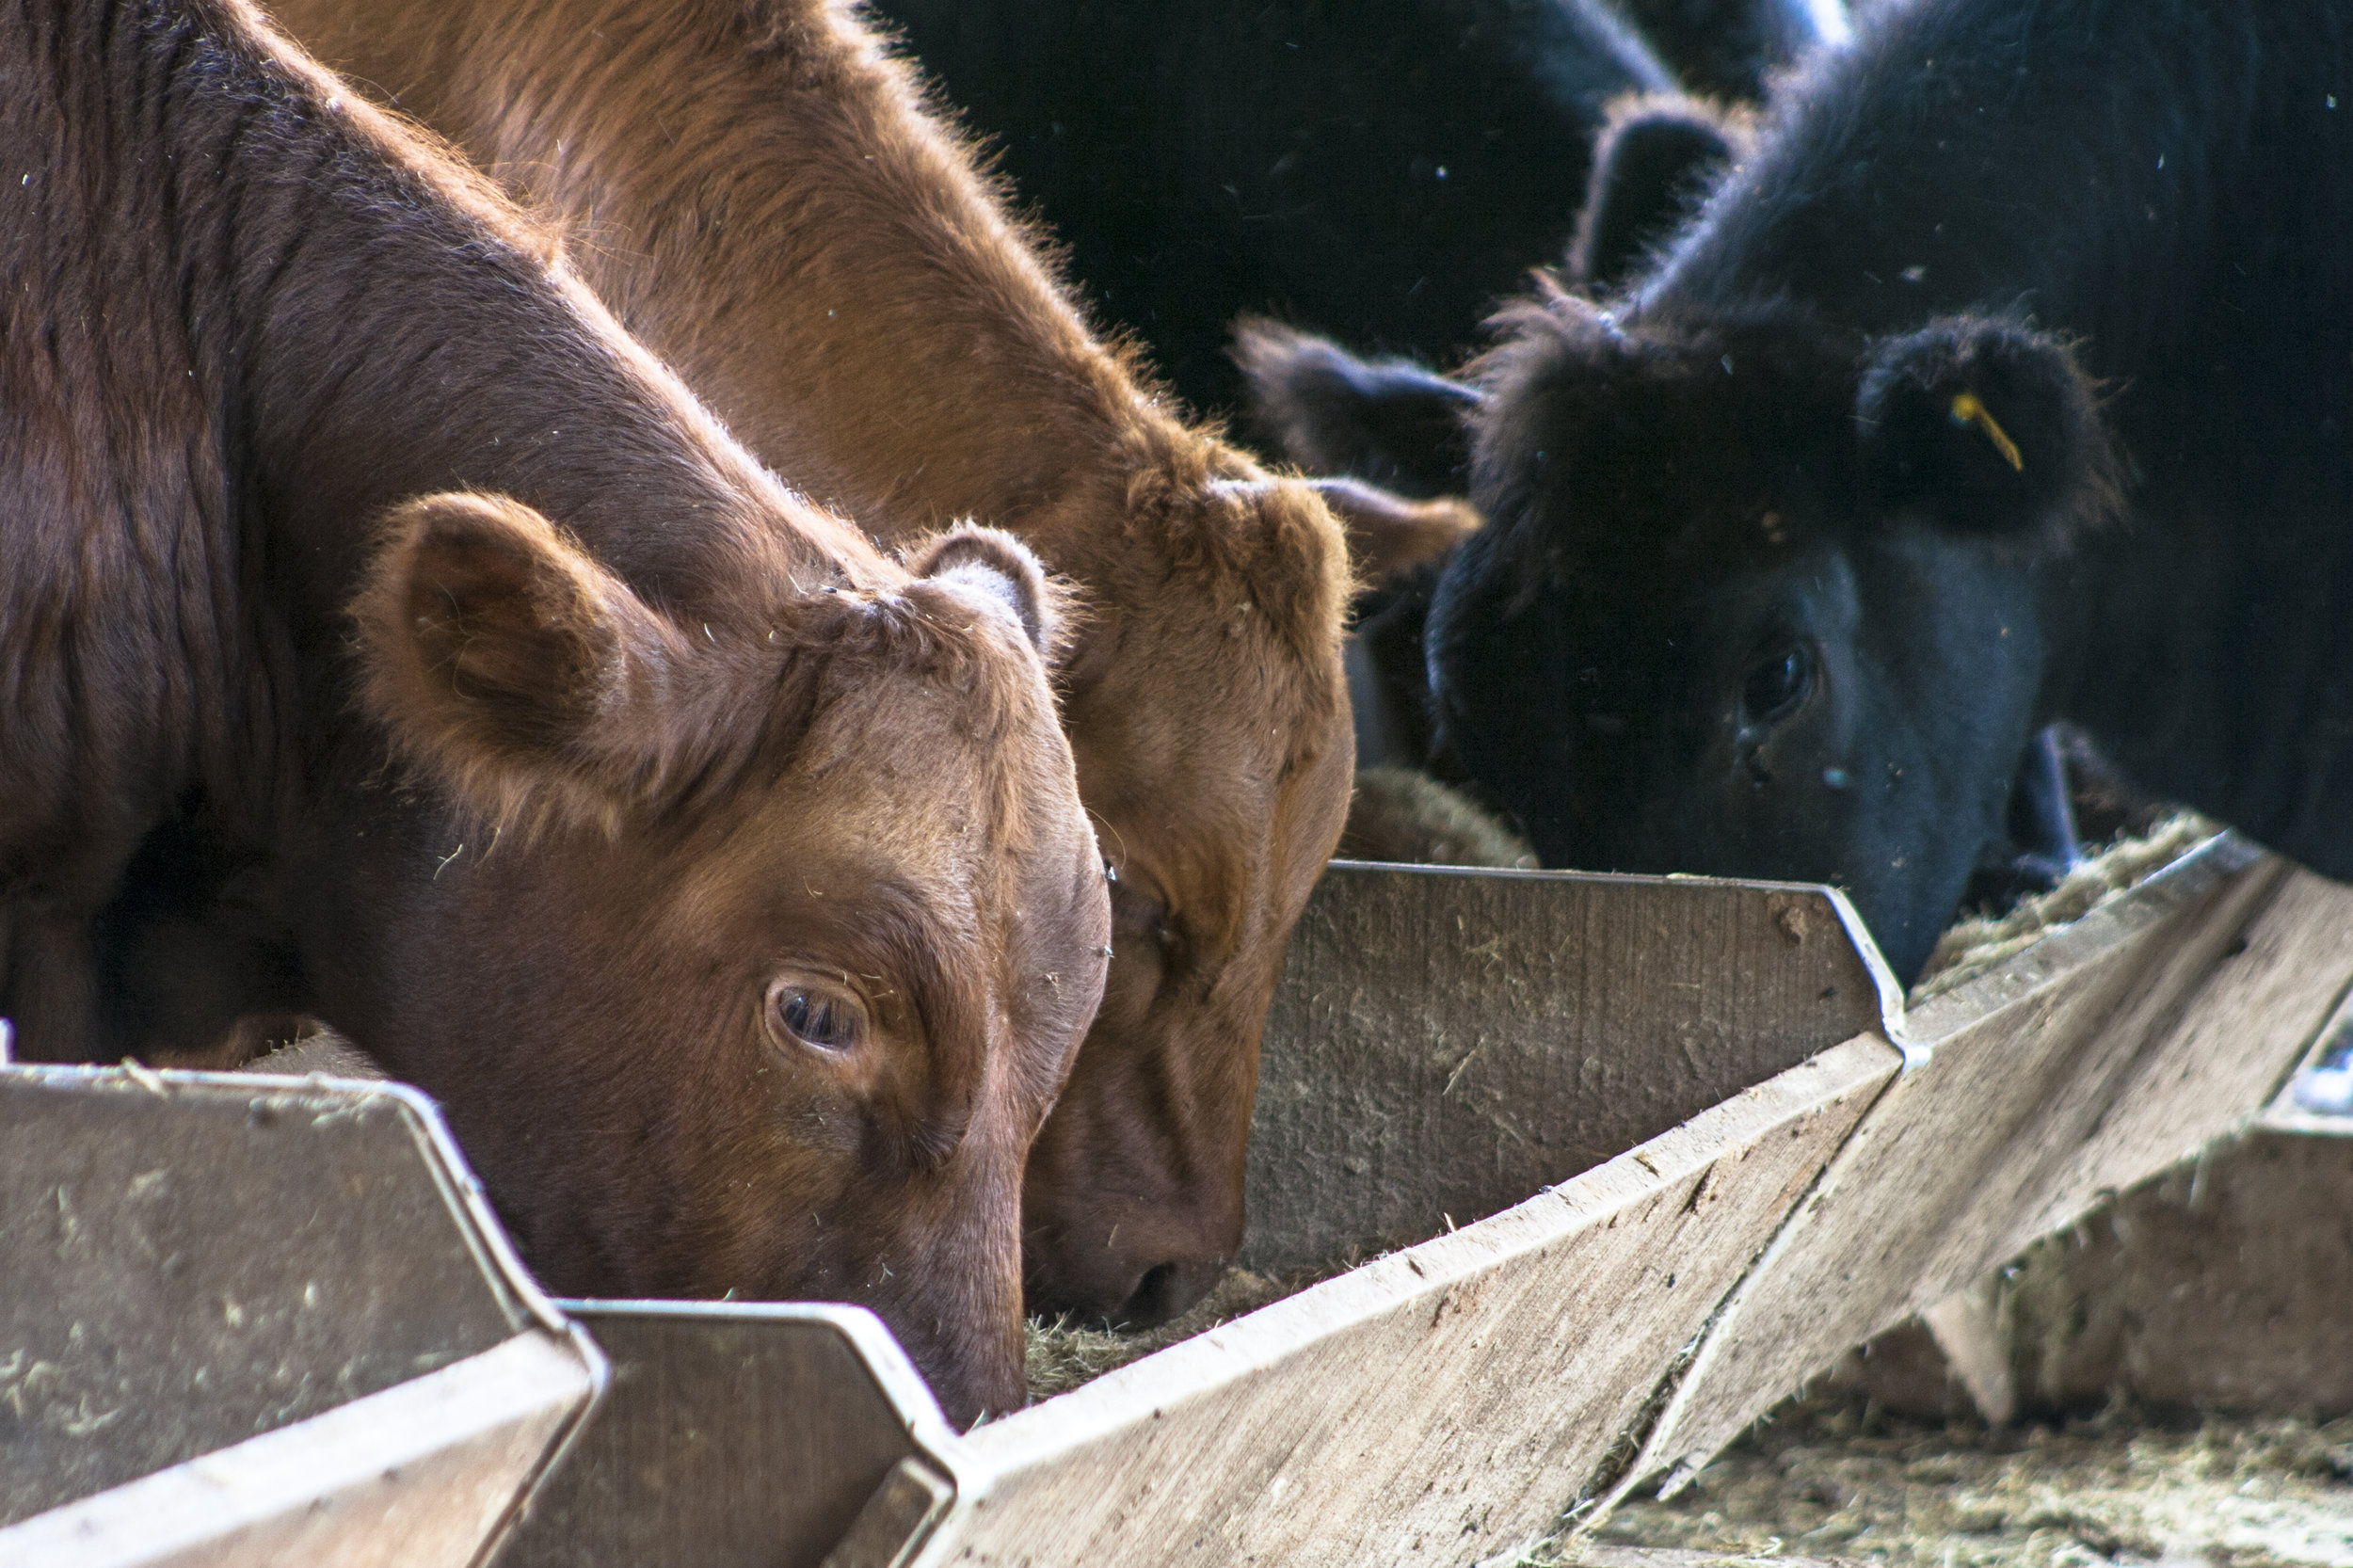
[1247,0,2353,983]
[874,0,1682,413]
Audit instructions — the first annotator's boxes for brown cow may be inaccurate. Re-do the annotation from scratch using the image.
[263,0,1481,1323]
[0,0,1108,1426]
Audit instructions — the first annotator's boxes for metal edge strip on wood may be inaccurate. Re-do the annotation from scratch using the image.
[902,1035,1901,1568]
[1894,834,2262,1052]
[2254,1108,2353,1139]
[0,1331,596,1568]
[1610,835,2309,1499]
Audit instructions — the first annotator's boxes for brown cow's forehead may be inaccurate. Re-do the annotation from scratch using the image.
[1076,625,1344,951]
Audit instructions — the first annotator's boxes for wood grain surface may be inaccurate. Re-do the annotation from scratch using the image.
[0,1334,591,1568]
[0,1064,564,1526]
[1246,863,1898,1276]
[1618,837,2346,1497]
[1999,865,2353,1256]
[914,1037,1899,1568]
[494,1304,961,1568]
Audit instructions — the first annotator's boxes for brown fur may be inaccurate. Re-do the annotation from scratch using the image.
[1310,479,1485,588]
[0,0,1109,1425]
[267,0,1362,1322]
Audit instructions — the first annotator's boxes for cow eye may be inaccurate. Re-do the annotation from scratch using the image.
[765,977,868,1053]
[1742,644,1815,725]
[1112,879,1174,952]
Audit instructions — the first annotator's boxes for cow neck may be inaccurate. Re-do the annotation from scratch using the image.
[264,0,1207,598]
[182,0,883,647]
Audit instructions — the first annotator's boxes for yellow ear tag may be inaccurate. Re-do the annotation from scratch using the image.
[1948,391,2025,472]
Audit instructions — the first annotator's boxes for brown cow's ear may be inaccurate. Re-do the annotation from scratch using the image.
[1310,477,1484,587]
[1857,317,2120,552]
[906,524,1071,665]
[352,490,709,832]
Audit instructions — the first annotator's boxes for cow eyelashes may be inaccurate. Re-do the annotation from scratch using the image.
[765,976,869,1054]
[1741,643,1816,726]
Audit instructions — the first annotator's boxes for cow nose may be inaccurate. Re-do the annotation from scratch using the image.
[1025,1238,1229,1330]
[1108,1255,1225,1329]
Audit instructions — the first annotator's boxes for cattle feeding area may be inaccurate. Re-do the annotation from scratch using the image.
[16,819,2347,1566]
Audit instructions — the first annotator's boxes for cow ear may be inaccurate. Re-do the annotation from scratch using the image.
[1233,318,1483,499]
[1310,478,1482,586]
[1570,95,1745,291]
[905,523,1070,665]
[1856,318,2116,549]
[352,490,712,832]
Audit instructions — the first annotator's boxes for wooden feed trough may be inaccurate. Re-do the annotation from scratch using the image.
[7,828,2343,1568]
[477,830,2353,1568]
[0,1058,605,1568]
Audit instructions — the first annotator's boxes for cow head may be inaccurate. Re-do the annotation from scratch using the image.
[1017,468,1354,1327]
[1427,301,2117,982]
[341,492,1108,1425]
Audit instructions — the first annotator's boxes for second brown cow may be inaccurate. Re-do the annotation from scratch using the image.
[264,0,1450,1323]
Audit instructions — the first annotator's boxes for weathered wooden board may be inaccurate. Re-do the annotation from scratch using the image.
[0,1063,603,1562]
[1899,863,2353,1423]
[2002,1128,2353,1416]
[0,1333,592,1568]
[1619,836,2345,1496]
[492,1303,959,1568]
[37,835,2293,1568]
[893,1036,1897,1568]
[1246,862,1897,1274]
[1994,864,2353,1254]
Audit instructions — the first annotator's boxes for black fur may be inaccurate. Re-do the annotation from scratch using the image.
[873,0,1675,413]
[1236,92,1752,488]
[1569,95,1745,289]
[1237,323,1483,501]
[1424,0,2353,982]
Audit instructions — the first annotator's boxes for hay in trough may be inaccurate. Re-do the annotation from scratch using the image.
[1022,1262,1361,1402]
[1578,1391,2353,1566]
[1338,766,1537,869]
[1024,1269,1288,1400]
[1909,812,2217,1003]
